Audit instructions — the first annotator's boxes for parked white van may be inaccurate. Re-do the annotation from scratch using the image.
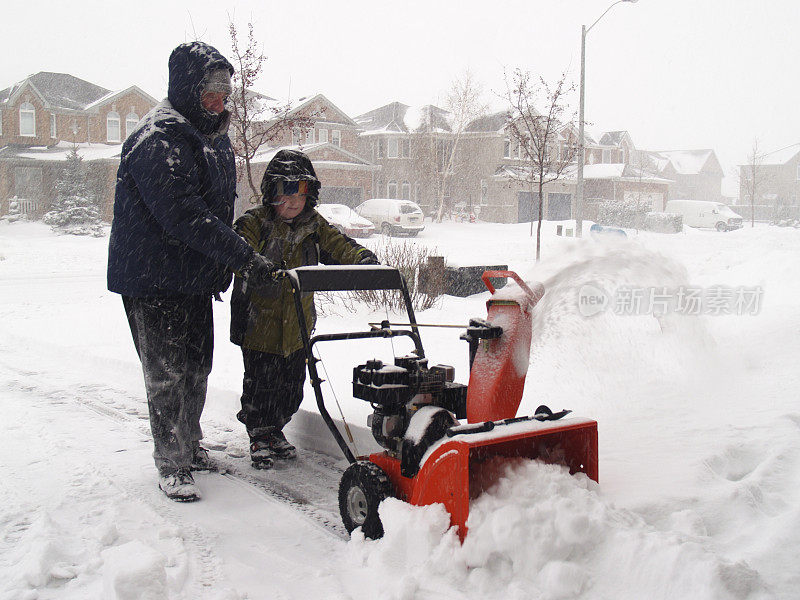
[355,198,425,236]
[664,200,743,232]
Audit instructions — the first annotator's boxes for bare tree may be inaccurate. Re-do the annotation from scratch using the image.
[433,72,488,222]
[504,69,577,260]
[227,20,315,205]
[741,138,764,227]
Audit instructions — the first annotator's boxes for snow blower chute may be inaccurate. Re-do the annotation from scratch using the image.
[284,266,598,542]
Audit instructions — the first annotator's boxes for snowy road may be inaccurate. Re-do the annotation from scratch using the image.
[1,220,799,599]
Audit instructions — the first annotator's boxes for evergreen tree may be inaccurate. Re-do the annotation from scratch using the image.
[43,148,104,236]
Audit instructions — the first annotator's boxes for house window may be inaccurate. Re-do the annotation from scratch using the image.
[387,180,398,198]
[601,149,610,163]
[796,164,800,181]
[292,128,302,145]
[401,138,410,158]
[401,181,410,200]
[0,113,3,136]
[106,111,121,142]
[19,102,35,136]
[503,138,511,159]
[331,129,341,147]
[376,138,385,159]
[305,128,315,144]
[388,137,399,158]
[414,182,421,202]
[50,114,56,138]
[481,181,488,205]
[125,112,139,138]
[318,128,328,143]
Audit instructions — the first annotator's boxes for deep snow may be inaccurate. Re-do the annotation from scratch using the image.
[0,219,798,599]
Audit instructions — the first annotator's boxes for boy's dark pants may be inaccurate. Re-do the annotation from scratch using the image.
[237,348,306,440]
[122,295,213,475]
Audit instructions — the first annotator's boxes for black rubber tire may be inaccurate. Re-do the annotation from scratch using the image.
[338,461,391,539]
[716,222,728,232]
[381,223,392,236]
[407,231,420,237]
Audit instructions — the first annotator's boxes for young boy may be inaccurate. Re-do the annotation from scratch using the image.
[230,149,378,469]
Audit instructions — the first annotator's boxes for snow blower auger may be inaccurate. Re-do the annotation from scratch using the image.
[283,266,598,542]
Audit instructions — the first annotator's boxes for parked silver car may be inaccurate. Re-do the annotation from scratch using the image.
[355,198,425,236]
[315,203,375,238]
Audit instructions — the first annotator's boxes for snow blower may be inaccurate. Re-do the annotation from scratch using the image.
[283,266,598,541]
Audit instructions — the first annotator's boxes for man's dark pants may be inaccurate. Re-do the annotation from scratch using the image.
[237,348,306,441]
[122,295,213,475]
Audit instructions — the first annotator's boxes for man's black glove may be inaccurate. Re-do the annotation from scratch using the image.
[358,250,379,265]
[241,253,279,288]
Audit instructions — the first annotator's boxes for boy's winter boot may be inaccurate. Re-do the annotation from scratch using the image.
[159,468,201,502]
[269,430,297,460]
[249,439,276,469]
[190,443,214,471]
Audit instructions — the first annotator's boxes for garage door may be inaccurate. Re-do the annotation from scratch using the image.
[547,193,572,220]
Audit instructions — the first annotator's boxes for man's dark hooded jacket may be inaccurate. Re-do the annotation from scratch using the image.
[107,41,253,297]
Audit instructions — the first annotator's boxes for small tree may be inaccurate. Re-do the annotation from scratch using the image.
[434,71,487,222]
[43,147,104,236]
[227,19,315,205]
[741,138,764,227]
[504,69,578,260]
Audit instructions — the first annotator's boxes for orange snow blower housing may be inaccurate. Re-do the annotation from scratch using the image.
[283,266,598,542]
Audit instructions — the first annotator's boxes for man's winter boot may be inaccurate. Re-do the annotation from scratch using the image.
[190,444,214,471]
[269,430,297,460]
[249,439,275,469]
[159,468,201,502]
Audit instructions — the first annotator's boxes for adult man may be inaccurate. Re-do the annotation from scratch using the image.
[107,41,273,501]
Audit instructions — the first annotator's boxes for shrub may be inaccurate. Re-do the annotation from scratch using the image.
[597,198,651,229]
[644,212,683,233]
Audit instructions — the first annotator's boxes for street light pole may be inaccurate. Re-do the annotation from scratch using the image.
[575,0,637,238]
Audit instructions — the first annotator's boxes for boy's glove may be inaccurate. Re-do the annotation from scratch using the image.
[241,253,279,287]
[358,250,379,265]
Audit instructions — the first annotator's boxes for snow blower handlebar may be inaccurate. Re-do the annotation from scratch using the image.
[279,266,425,463]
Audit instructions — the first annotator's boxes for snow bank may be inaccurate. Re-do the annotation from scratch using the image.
[349,460,764,600]
[102,541,168,600]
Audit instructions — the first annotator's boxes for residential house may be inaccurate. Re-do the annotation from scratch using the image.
[354,101,459,214]
[467,110,574,223]
[737,144,800,221]
[235,93,378,215]
[0,71,156,219]
[644,149,724,202]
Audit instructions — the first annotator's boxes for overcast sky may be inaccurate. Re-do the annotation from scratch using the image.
[3,0,799,195]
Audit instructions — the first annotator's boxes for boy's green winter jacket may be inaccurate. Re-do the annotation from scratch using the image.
[230,205,374,356]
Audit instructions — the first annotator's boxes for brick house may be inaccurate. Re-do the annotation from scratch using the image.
[354,101,459,214]
[0,72,156,219]
[738,143,800,220]
[234,93,378,215]
[643,148,724,202]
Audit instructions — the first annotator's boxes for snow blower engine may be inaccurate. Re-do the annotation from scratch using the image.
[283,266,598,542]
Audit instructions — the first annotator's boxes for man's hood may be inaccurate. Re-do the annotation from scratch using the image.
[167,41,234,136]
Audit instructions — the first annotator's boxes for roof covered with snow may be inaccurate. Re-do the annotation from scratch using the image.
[0,140,122,161]
[0,72,111,111]
[758,143,800,166]
[647,149,721,176]
[250,142,377,169]
[465,111,511,133]
[355,102,452,134]
[598,130,632,147]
